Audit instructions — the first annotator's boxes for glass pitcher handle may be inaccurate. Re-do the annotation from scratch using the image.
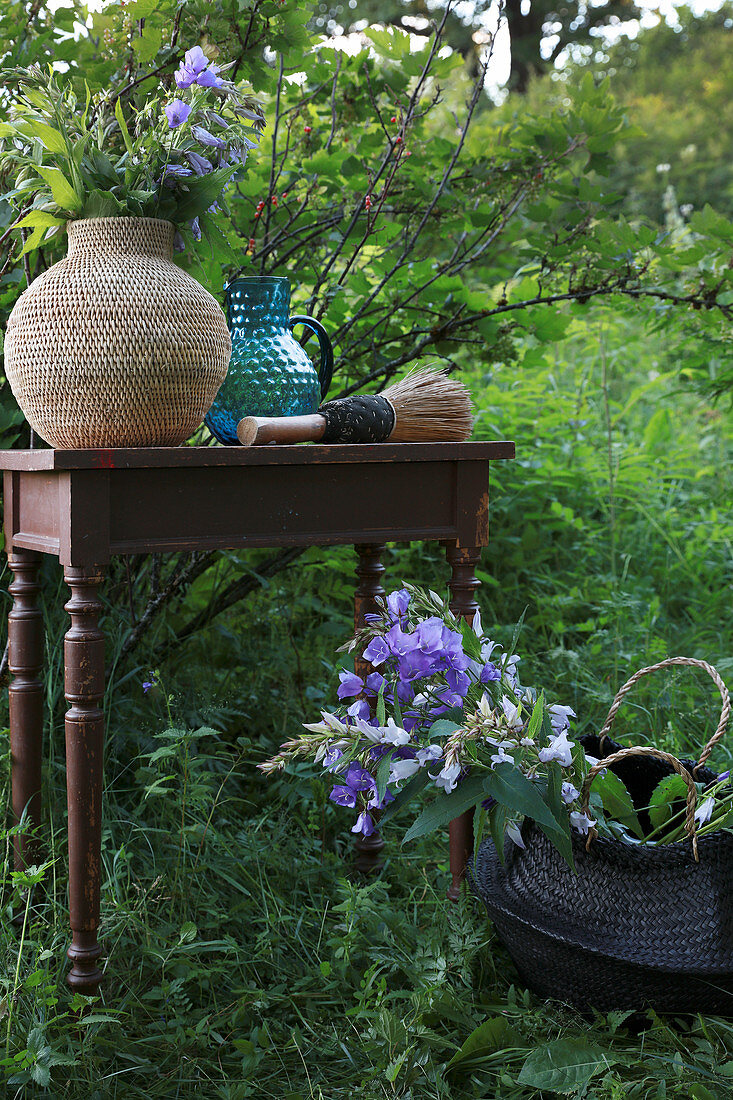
[290,314,333,402]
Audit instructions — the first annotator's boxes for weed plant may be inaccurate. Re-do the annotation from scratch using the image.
[2,304,733,1096]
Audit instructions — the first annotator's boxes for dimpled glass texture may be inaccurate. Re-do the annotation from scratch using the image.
[205,276,322,445]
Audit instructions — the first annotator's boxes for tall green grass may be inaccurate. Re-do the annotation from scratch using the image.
[2,303,733,1096]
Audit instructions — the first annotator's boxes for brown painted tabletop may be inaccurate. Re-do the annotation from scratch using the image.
[0,441,514,470]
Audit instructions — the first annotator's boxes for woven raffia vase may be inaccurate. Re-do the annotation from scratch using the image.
[4,217,231,448]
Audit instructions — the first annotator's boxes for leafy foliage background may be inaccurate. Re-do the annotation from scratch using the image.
[1,1,733,1096]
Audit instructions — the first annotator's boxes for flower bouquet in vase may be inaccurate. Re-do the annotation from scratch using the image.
[0,47,264,447]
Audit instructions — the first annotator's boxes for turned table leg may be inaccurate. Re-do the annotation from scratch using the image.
[8,550,45,871]
[353,543,386,874]
[445,542,481,902]
[64,566,106,994]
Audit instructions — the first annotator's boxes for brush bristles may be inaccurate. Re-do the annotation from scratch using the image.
[381,367,474,443]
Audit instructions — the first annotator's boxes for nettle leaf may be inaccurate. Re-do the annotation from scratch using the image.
[403,773,486,844]
[648,773,692,830]
[592,769,644,839]
[517,1038,618,1092]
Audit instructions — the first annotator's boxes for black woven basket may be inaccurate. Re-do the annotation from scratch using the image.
[468,657,733,1014]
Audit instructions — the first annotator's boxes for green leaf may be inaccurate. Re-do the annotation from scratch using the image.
[34,166,81,212]
[446,1016,526,1071]
[114,97,134,156]
[374,750,393,805]
[179,921,197,943]
[457,617,483,661]
[517,1038,617,1092]
[484,764,567,840]
[648,773,691,830]
[376,680,386,726]
[488,802,507,862]
[473,802,488,863]
[689,1085,718,1100]
[15,210,64,230]
[403,773,486,844]
[545,760,568,832]
[173,166,239,222]
[17,121,68,155]
[20,223,54,254]
[524,692,545,744]
[593,769,644,839]
[131,24,162,64]
[378,767,430,827]
[427,719,461,739]
[81,188,126,219]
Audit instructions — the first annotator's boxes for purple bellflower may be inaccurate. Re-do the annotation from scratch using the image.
[165,100,192,128]
[337,671,364,699]
[175,46,224,90]
[192,124,226,149]
[351,811,375,836]
[186,151,213,175]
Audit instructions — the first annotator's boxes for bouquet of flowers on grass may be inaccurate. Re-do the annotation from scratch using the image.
[262,586,733,863]
[0,45,264,253]
[261,585,598,866]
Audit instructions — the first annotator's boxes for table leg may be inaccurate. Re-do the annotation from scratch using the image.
[63,566,106,994]
[353,543,386,874]
[445,542,481,902]
[8,550,44,871]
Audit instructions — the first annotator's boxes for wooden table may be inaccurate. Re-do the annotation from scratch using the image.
[1,441,514,995]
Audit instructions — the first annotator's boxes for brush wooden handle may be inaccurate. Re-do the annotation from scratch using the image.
[236,414,327,446]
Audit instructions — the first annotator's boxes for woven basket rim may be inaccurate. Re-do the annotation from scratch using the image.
[67,216,175,231]
[469,836,733,972]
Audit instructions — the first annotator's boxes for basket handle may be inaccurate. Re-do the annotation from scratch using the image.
[580,746,700,861]
[598,656,730,775]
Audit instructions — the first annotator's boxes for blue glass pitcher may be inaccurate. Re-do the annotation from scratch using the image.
[205,276,333,445]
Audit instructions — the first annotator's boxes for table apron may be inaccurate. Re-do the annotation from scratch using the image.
[5,459,491,564]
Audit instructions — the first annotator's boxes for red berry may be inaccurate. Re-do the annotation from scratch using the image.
[282,191,288,199]
[272,196,278,205]
[304,125,312,133]
[249,238,255,247]
[391,116,396,123]
[395,136,402,144]
[254,211,261,218]
[405,150,412,157]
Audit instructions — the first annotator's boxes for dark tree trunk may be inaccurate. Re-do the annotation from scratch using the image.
[504,0,546,93]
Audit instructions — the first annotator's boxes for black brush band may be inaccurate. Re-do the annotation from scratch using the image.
[319,394,396,444]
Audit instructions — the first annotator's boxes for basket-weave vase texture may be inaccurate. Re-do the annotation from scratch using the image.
[469,736,733,1014]
[4,217,231,448]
